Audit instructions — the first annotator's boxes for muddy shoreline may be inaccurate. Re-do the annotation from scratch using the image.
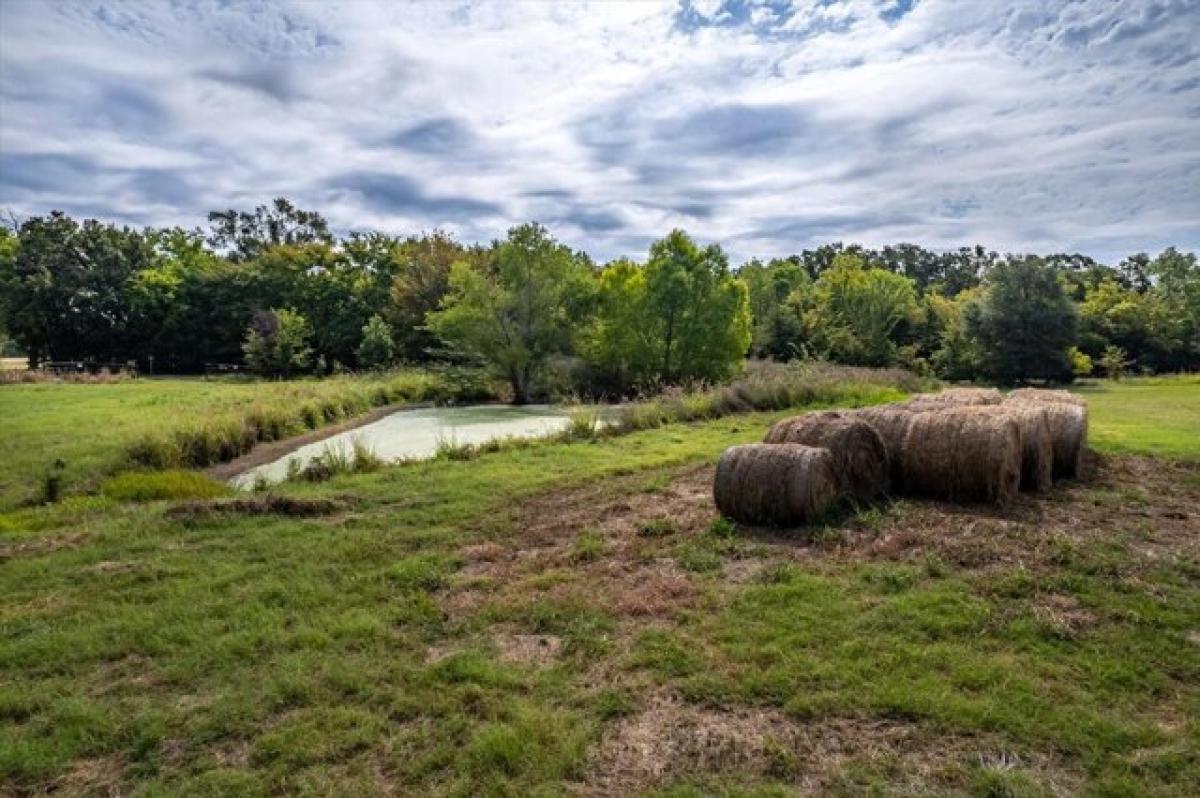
[205,402,432,482]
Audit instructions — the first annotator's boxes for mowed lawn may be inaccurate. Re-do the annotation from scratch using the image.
[1078,375,1200,459]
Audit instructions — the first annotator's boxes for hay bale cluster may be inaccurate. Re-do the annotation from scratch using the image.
[712,387,1088,527]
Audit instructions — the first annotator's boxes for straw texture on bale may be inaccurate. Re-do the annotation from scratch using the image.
[1005,395,1088,479]
[713,444,839,526]
[844,404,921,489]
[1004,388,1087,408]
[899,408,1022,504]
[904,387,1003,410]
[764,411,889,500]
[970,405,1054,492]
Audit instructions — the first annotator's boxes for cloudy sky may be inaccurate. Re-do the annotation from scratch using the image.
[1,0,1198,263]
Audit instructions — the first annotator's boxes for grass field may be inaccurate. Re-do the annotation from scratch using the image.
[1076,375,1200,459]
[0,376,1197,794]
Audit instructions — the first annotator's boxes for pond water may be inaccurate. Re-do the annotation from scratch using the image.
[230,404,594,489]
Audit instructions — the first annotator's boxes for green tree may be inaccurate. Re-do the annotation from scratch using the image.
[927,289,982,381]
[1078,278,1171,371]
[427,223,590,403]
[384,231,475,361]
[1148,247,1200,371]
[800,252,918,367]
[1097,345,1128,379]
[1068,346,1094,378]
[357,315,396,370]
[0,227,18,352]
[242,308,312,377]
[965,256,1078,384]
[642,230,750,383]
[740,256,808,360]
[579,259,656,392]
[207,198,332,262]
[6,213,155,366]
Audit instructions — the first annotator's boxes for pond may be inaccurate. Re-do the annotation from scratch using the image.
[230,404,597,489]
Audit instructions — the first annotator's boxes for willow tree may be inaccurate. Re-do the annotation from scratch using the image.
[427,223,591,403]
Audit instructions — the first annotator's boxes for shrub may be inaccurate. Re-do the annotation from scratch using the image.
[101,470,229,502]
[38,459,67,504]
[299,438,384,482]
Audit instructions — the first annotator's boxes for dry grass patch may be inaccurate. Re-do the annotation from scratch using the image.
[164,493,349,521]
[579,693,1077,796]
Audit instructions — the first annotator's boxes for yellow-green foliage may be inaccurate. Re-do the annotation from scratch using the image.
[101,470,229,502]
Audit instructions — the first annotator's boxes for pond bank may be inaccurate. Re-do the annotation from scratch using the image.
[204,402,430,481]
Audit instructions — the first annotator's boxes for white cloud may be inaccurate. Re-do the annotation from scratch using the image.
[0,0,1197,262]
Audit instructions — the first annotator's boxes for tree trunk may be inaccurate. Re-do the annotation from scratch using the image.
[509,367,529,405]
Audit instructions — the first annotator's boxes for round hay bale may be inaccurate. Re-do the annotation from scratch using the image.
[970,406,1054,492]
[904,387,1003,411]
[899,408,1022,504]
[1007,399,1087,480]
[1004,387,1087,408]
[844,404,921,489]
[763,411,889,500]
[713,444,839,526]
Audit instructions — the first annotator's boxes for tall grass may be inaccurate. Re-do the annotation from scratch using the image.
[610,360,928,433]
[126,368,499,469]
[296,438,386,482]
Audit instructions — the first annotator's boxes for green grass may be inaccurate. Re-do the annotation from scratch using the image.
[99,470,230,502]
[1077,375,1200,459]
[1,374,1196,794]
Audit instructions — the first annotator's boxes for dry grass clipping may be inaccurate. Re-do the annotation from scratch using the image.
[166,494,347,521]
[900,408,1022,504]
[1005,387,1087,408]
[1004,393,1088,479]
[971,405,1054,492]
[764,410,889,500]
[713,444,838,526]
[904,387,1002,411]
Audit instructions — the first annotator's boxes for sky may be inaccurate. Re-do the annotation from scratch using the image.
[1,0,1198,264]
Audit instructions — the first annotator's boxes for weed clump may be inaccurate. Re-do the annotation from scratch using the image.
[102,470,229,502]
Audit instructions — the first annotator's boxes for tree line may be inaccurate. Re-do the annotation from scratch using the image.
[1,199,1197,398]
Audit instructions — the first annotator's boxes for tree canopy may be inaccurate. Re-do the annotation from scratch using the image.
[1,201,1196,393]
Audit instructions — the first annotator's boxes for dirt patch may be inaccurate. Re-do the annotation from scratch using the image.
[494,633,562,666]
[1031,593,1098,636]
[443,467,721,626]
[579,694,1077,795]
[0,530,92,561]
[165,494,349,522]
[50,755,126,797]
